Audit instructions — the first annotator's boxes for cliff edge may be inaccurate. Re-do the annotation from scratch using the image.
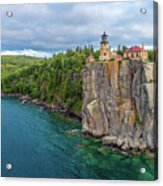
[82,61,157,151]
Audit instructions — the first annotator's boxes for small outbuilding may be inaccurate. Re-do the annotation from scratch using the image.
[86,54,95,63]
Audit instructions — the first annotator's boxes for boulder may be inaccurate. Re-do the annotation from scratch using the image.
[102,136,117,145]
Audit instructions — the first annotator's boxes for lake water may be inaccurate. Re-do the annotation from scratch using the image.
[1,97,157,180]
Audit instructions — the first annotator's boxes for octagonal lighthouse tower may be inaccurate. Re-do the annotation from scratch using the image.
[99,32,111,61]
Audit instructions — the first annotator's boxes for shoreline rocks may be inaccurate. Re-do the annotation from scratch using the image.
[102,136,117,145]
[2,94,81,122]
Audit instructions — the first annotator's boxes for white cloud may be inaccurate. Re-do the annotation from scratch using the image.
[1,49,53,58]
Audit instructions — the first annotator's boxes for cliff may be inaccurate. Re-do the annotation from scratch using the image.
[82,61,157,151]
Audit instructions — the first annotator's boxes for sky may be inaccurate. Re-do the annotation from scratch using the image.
[1,1,154,58]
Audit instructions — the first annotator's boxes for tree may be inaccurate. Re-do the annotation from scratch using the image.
[122,45,127,53]
[76,46,81,52]
[66,49,74,57]
[93,50,100,60]
[148,50,154,62]
[117,44,121,52]
[90,45,94,52]
[116,44,127,56]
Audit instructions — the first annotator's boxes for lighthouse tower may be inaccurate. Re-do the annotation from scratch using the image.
[99,32,111,61]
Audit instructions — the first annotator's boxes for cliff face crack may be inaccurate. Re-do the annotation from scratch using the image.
[82,61,156,151]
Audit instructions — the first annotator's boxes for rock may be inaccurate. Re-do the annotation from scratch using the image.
[142,63,155,83]
[120,151,130,157]
[82,60,156,151]
[20,95,29,100]
[139,140,147,151]
[31,99,37,104]
[117,136,125,147]
[21,99,28,105]
[121,144,129,151]
[20,95,30,104]
[76,144,85,148]
[102,136,117,145]
[82,98,109,136]
[66,129,80,134]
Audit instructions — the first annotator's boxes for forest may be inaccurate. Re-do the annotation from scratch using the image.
[1,47,98,116]
[1,46,153,116]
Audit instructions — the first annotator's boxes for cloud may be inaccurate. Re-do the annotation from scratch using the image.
[1,49,53,58]
[1,1,154,53]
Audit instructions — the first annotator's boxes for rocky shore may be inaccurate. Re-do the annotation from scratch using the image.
[2,93,81,122]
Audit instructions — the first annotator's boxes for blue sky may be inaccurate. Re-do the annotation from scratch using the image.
[1,1,154,58]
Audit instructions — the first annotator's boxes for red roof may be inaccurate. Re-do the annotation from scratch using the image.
[125,46,146,53]
[86,54,94,60]
[86,54,95,62]
[116,54,123,59]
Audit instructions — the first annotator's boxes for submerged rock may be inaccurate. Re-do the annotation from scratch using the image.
[76,144,86,148]
[65,129,81,134]
[82,61,157,151]
[21,99,29,105]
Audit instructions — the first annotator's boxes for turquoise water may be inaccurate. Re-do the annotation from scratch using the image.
[1,97,157,180]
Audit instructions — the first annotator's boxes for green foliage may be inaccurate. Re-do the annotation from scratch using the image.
[148,50,154,62]
[123,57,130,60]
[117,44,121,55]
[109,58,116,62]
[122,45,127,53]
[1,55,43,65]
[117,44,127,55]
[1,55,43,79]
[93,50,100,60]
[83,45,92,57]
[134,116,141,126]
[1,50,89,115]
[117,98,125,106]
[149,79,155,83]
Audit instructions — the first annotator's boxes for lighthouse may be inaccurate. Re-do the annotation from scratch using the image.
[99,32,111,61]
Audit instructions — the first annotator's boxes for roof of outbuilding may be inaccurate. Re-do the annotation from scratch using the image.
[86,54,94,61]
[115,54,123,59]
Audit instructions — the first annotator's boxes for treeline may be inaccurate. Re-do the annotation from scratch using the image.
[2,55,43,79]
[1,55,43,65]
[2,47,96,115]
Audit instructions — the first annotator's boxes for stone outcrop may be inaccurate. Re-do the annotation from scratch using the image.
[82,60,157,151]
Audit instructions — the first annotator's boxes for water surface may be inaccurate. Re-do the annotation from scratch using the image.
[1,97,156,180]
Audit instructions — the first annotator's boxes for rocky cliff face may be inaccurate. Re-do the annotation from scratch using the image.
[82,61,157,151]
